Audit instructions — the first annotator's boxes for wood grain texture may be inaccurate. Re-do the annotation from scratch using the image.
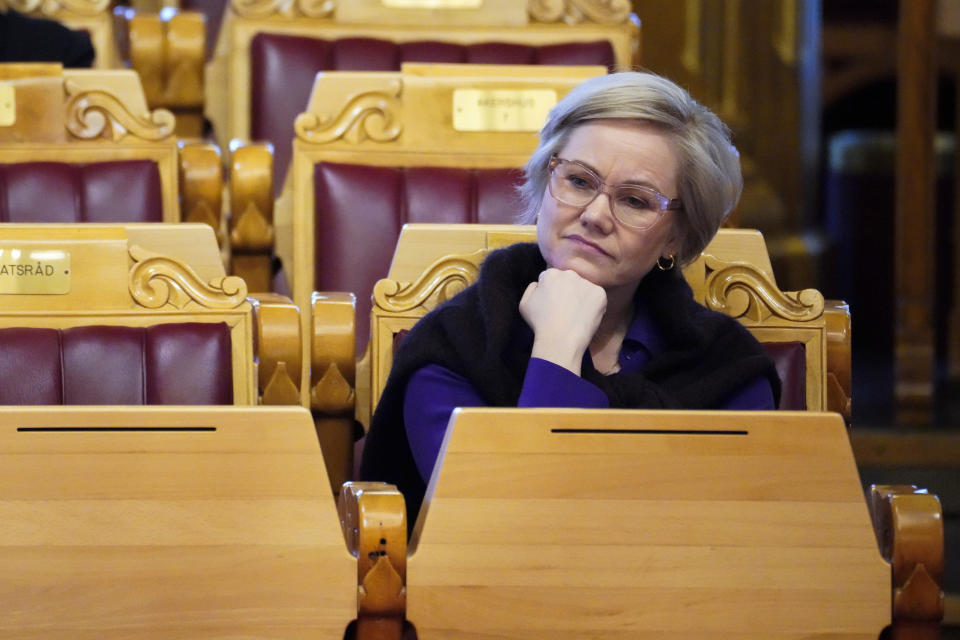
[406,409,890,638]
[0,406,355,638]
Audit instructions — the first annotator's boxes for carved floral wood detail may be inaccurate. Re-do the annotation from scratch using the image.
[65,81,176,142]
[230,0,333,18]
[527,0,630,25]
[3,0,108,17]
[373,250,485,313]
[294,82,402,144]
[702,254,824,323]
[128,245,248,310]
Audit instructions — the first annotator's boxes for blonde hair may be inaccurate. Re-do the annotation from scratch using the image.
[517,72,742,266]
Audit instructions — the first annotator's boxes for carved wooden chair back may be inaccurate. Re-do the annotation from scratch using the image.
[291,63,605,400]
[368,224,840,420]
[0,2,206,134]
[0,224,302,406]
[205,0,638,180]
[0,65,222,238]
[0,405,356,636]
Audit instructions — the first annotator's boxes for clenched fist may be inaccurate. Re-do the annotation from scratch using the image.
[519,268,607,375]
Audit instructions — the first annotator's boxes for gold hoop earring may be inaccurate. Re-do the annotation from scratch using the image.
[656,255,675,271]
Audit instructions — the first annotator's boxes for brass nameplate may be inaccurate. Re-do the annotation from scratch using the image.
[453,89,557,132]
[0,248,71,294]
[382,0,481,7]
[0,85,14,127]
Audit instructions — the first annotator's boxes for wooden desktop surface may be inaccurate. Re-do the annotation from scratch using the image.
[408,409,891,639]
[0,406,355,638]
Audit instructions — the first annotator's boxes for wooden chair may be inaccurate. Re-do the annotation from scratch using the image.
[0,405,358,637]
[205,0,638,186]
[327,225,942,638]
[0,64,220,230]
[0,223,302,405]
[1,0,206,135]
[282,63,605,410]
[309,223,853,489]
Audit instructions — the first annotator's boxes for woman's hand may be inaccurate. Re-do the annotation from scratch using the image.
[519,268,607,376]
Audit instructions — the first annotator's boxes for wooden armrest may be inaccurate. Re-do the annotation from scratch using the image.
[230,142,274,293]
[249,292,301,405]
[312,292,357,492]
[178,141,223,239]
[128,10,205,108]
[869,485,944,638]
[824,299,851,422]
[338,481,406,640]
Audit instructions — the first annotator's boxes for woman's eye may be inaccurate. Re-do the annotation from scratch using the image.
[565,174,595,190]
[620,193,654,210]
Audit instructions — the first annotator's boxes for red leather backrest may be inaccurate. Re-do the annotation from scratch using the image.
[762,341,806,410]
[0,323,233,404]
[313,161,524,351]
[0,161,163,223]
[250,32,615,187]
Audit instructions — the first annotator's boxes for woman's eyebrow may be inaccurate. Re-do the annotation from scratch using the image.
[571,158,664,192]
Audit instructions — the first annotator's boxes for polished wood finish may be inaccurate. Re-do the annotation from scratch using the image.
[0,405,355,638]
[230,141,275,293]
[6,0,205,132]
[362,224,840,424]
[0,224,303,406]
[0,66,219,228]
[311,291,358,491]
[206,0,638,153]
[894,0,937,424]
[339,482,407,640]
[406,409,891,638]
[869,485,945,639]
[128,10,207,136]
[292,64,606,411]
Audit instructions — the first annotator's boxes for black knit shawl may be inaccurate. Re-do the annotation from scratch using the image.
[360,242,781,522]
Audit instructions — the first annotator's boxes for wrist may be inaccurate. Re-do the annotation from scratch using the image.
[529,335,586,376]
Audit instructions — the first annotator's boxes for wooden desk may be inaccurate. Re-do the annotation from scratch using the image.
[0,406,354,637]
[407,409,891,638]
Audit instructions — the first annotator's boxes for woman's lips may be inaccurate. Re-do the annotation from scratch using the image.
[565,234,611,257]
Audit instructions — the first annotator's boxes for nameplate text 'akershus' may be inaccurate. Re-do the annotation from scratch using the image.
[0,248,71,294]
[452,89,557,132]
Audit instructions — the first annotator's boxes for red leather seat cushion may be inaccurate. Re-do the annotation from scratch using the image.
[0,161,163,223]
[313,161,523,351]
[0,323,233,404]
[250,32,615,189]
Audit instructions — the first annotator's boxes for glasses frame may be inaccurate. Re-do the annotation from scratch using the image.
[546,156,682,229]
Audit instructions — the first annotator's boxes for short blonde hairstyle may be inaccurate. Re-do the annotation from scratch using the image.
[517,72,742,266]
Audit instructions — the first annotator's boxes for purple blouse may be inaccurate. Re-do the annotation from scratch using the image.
[403,301,775,480]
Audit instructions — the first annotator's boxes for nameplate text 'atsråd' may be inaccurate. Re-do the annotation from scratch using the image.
[0,248,71,294]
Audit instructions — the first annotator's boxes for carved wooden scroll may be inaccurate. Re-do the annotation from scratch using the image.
[527,0,631,25]
[128,245,248,310]
[702,253,825,323]
[373,250,485,314]
[65,80,175,142]
[230,0,333,18]
[294,82,403,144]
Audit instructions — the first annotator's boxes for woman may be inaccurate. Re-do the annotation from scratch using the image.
[360,71,781,522]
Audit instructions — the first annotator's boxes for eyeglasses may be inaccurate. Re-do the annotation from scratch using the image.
[547,156,682,229]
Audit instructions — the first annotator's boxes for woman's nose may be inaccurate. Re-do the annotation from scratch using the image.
[579,190,616,232]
